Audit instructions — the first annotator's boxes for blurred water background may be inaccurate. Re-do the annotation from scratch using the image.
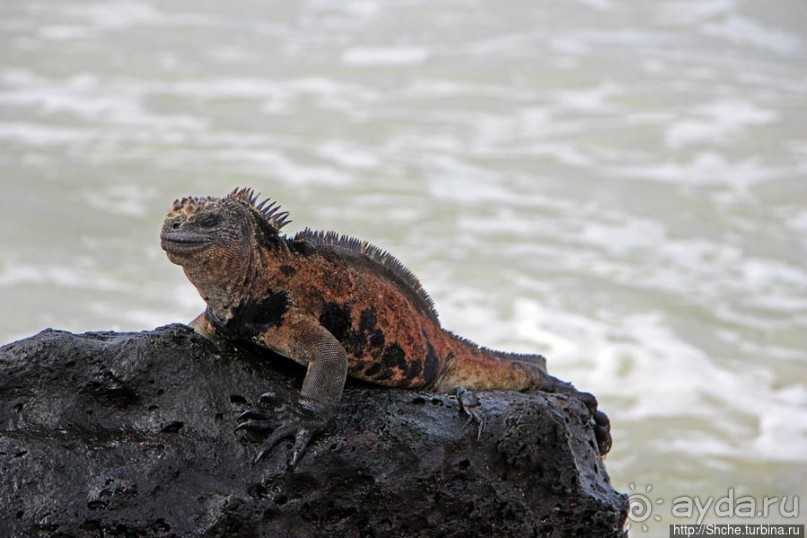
[1,0,805,534]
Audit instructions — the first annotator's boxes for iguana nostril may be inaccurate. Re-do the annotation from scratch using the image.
[172,222,181,230]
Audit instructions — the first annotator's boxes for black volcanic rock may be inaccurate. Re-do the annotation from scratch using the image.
[0,325,627,537]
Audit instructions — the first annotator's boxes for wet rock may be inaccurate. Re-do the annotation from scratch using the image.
[0,325,627,537]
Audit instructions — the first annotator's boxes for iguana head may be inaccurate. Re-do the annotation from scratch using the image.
[161,187,290,259]
[160,187,290,317]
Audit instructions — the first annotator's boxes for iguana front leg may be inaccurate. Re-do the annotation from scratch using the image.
[234,308,349,467]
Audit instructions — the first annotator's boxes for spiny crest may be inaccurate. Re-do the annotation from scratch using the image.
[227,187,292,230]
[296,228,439,322]
[167,196,207,219]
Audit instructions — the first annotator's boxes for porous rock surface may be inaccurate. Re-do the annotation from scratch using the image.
[0,325,627,537]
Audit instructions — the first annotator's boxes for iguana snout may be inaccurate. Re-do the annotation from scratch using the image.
[160,217,216,259]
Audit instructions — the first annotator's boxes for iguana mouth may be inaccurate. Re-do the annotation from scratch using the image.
[160,232,212,254]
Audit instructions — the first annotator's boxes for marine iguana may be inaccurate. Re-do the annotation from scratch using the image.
[160,187,611,466]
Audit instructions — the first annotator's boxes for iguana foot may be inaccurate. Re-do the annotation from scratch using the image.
[574,391,611,455]
[455,387,486,440]
[236,396,332,468]
[542,376,612,456]
[593,408,612,455]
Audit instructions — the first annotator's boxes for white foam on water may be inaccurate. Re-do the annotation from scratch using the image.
[0,70,207,134]
[656,0,733,26]
[316,140,381,170]
[52,1,216,34]
[160,78,280,100]
[754,391,807,461]
[570,0,613,12]
[723,335,807,363]
[509,301,807,463]
[665,100,778,149]
[0,122,93,147]
[607,151,779,192]
[555,82,623,113]
[341,47,430,67]
[399,79,535,101]
[0,263,132,293]
[340,1,381,19]
[527,142,596,168]
[163,76,380,115]
[64,1,163,30]
[786,209,807,232]
[549,36,591,56]
[740,258,807,290]
[578,217,667,257]
[427,159,519,206]
[430,196,807,469]
[37,25,93,41]
[85,282,204,331]
[82,184,158,218]
[702,15,803,56]
[211,148,356,187]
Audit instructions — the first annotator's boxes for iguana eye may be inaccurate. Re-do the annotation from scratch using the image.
[199,215,220,228]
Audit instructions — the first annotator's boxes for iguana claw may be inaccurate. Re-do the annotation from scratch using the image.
[254,421,318,467]
[236,398,331,468]
[236,410,272,425]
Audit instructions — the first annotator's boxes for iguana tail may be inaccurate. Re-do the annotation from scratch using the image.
[434,332,550,392]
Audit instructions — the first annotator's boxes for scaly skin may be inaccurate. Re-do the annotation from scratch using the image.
[161,188,611,465]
